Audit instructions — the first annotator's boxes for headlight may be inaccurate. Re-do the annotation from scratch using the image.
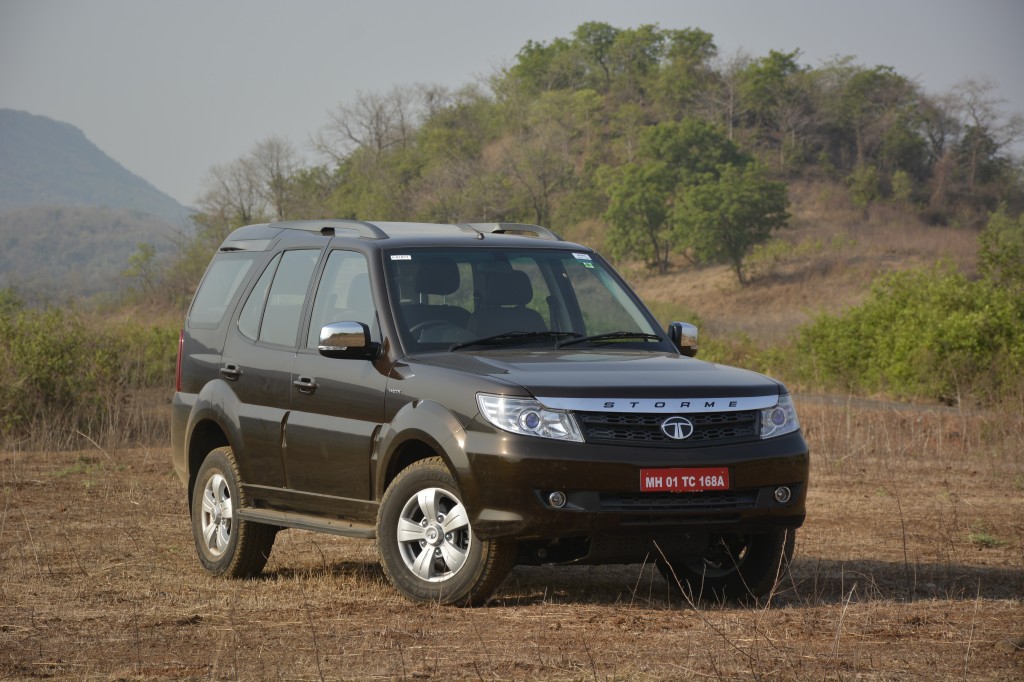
[476,394,583,442]
[760,394,800,439]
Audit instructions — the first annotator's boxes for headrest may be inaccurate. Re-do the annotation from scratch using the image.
[414,257,460,296]
[481,270,533,307]
[346,272,372,308]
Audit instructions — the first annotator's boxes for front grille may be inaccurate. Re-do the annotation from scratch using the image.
[600,490,758,513]
[577,410,759,447]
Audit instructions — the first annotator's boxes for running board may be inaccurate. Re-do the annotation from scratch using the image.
[237,507,376,539]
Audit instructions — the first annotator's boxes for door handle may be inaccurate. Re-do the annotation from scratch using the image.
[293,376,318,395]
[220,363,243,381]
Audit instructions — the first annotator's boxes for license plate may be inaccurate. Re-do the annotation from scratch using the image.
[640,467,729,492]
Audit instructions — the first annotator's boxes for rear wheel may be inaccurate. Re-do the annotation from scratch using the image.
[191,446,276,578]
[377,457,515,605]
[658,530,795,603]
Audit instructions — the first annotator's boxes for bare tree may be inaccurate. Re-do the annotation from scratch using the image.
[501,123,575,226]
[949,78,1024,191]
[197,157,268,227]
[693,50,752,141]
[919,91,962,163]
[314,85,424,163]
[250,136,300,221]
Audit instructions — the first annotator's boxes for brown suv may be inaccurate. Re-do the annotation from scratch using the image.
[171,220,808,604]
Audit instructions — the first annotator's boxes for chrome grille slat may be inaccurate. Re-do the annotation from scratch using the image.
[577,410,759,446]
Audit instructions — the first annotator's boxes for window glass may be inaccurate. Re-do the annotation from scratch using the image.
[564,257,651,334]
[188,254,256,327]
[306,251,377,348]
[384,248,660,351]
[237,254,280,340]
[259,250,319,347]
[508,256,552,326]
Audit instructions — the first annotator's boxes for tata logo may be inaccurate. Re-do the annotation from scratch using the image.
[660,416,695,440]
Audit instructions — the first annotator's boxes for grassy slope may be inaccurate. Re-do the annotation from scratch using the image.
[629,180,979,344]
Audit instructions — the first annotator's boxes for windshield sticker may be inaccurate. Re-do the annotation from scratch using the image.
[390,254,412,261]
[583,261,595,269]
[572,253,592,260]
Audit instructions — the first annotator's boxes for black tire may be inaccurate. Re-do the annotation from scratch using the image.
[658,530,795,603]
[377,457,516,606]
[191,446,276,578]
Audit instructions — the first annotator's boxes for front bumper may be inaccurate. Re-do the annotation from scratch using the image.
[461,429,809,542]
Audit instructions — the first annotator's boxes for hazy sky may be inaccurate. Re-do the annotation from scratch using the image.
[2,0,1022,207]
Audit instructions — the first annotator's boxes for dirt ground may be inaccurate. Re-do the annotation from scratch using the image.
[1,400,1022,680]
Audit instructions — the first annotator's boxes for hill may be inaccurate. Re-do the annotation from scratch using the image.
[0,205,190,301]
[0,109,194,299]
[0,109,191,224]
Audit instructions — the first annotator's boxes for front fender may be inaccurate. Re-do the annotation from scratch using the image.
[374,400,480,509]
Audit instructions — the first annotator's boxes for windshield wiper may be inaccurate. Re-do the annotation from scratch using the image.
[556,331,663,348]
[450,331,579,352]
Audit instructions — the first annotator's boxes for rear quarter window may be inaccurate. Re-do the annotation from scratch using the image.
[188,254,257,327]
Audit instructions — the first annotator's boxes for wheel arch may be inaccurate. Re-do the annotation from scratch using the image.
[187,419,231,510]
[182,380,246,510]
[374,400,475,507]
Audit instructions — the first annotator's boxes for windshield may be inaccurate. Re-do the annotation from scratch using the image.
[384,247,666,353]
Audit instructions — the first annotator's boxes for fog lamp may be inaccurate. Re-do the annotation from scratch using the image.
[547,491,567,508]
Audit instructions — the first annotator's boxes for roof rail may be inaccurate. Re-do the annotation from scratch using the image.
[463,222,562,241]
[269,220,388,239]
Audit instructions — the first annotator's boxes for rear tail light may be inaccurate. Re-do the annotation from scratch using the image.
[175,328,184,392]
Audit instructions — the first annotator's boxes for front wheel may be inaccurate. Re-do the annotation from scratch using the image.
[377,457,515,605]
[190,446,276,578]
[658,530,795,603]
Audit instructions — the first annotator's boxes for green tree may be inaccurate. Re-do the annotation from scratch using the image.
[672,163,789,284]
[607,24,667,105]
[601,162,676,272]
[653,27,717,113]
[573,22,620,92]
[603,119,758,274]
[739,49,816,169]
[640,118,749,181]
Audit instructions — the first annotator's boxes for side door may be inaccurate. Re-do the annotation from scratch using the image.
[221,248,320,490]
[284,249,388,509]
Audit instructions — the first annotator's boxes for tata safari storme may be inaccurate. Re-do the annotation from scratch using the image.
[172,220,808,605]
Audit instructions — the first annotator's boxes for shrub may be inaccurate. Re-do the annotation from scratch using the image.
[794,264,1024,404]
[0,305,178,446]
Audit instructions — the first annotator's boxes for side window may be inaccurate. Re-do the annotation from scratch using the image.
[237,254,280,340]
[306,250,377,348]
[188,254,256,327]
[258,250,319,347]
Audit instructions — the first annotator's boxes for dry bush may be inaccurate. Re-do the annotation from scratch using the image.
[1,400,1021,680]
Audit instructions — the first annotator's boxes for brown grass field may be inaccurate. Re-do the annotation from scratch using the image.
[1,398,1022,680]
[1,181,1020,679]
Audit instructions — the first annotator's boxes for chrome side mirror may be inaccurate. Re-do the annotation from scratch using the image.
[318,321,373,359]
[668,321,699,358]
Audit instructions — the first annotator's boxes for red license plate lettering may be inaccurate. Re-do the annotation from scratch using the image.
[640,467,729,492]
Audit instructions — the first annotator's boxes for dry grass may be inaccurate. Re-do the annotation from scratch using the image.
[2,400,1022,680]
